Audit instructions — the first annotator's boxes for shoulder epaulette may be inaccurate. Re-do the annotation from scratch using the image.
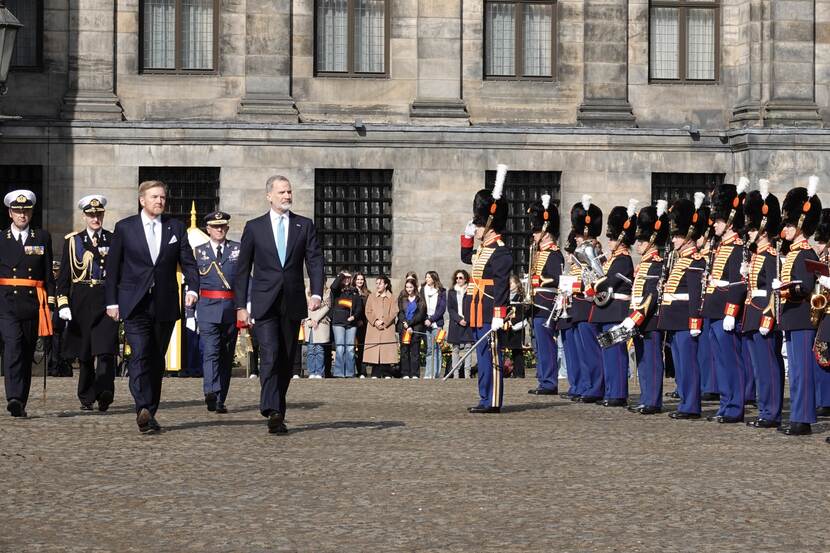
[497,240,505,247]
[65,231,79,240]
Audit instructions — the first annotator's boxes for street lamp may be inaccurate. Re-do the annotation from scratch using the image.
[0,1,21,95]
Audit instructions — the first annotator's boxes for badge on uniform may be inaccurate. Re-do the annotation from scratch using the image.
[98,247,109,256]
[229,248,239,260]
[24,245,44,256]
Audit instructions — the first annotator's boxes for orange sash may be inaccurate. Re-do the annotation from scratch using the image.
[0,278,53,336]
[468,278,494,328]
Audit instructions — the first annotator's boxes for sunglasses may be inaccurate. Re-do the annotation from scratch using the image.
[455,276,465,280]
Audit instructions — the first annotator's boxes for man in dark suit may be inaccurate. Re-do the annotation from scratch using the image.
[0,190,54,418]
[105,180,199,434]
[234,175,324,434]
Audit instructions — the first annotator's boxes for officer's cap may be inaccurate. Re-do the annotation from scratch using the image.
[205,210,231,226]
[4,189,36,209]
[78,194,107,214]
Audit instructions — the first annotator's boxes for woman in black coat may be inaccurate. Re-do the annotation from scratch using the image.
[446,269,474,378]
[397,278,427,379]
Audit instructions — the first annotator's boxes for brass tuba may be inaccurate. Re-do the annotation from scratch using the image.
[574,241,611,306]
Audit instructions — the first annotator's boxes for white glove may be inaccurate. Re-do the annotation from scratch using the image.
[722,315,735,332]
[819,276,830,289]
[771,278,783,291]
[739,262,749,279]
[558,275,576,296]
[511,321,525,331]
[186,317,197,332]
[464,219,476,239]
[621,317,636,331]
[58,307,72,321]
[759,326,770,336]
[491,317,504,332]
[690,329,702,338]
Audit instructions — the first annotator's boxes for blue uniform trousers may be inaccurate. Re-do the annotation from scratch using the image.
[668,330,700,415]
[742,334,756,403]
[473,327,503,408]
[784,329,819,424]
[561,327,581,397]
[814,355,830,409]
[710,319,745,419]
[576,322,604,399]
[200,321,238,403]
[601,322,628,400]
[746,330,784,422]
[634,330,664,409]
[698,318,718,395]
[533,317,558,392]
[0,316,37,408]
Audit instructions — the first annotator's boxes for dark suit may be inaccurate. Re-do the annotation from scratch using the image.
[105,214,199,415]
[0,227,54,409]
[233,211,324,417]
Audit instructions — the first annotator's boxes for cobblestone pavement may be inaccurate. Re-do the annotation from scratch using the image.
[1,376,829,553]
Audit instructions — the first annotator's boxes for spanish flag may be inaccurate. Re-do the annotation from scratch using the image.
[436,329,446,345]
[337,298,353,310]
[402,328,413,344]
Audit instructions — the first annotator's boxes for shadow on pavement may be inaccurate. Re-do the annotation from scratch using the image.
[290,420,405,434]
[50,401,325,418]
[501,402,565,413]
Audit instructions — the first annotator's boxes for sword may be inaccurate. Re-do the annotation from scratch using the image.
[443,327,496,381]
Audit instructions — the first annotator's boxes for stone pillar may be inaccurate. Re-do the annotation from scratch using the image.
[576,0,636,127]
[409,0,469,124]
[60,0,123,120]
[237,0,298,122]
[762,0,822,126]
[729,0,765,126]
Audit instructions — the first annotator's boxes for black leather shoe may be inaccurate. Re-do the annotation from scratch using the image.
[627,404,645,413]
[826,436,829,444]
[559,392,574,399]
[601,399,627,407]
[137,408,156,434]
[467,406,500,414]
[528,388,558,395]
[707,415,744,424]
[778,422,812,436]
[746,418,780,429]
[639,406,661,415]
[7,399,25,418]
[215,403,228,414]
[205,393,217,412]
[80,403,93,411]
[97,391,113,412]
[268,412,288,434]
[665,390,680,399]
[149,417,162,432]
[576,396,601,404]
[816,406,830,417]
[668,411,700,420]
[744,399,757,407]
[701,392,720,401]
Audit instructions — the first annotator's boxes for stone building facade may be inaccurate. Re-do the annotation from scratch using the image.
[0,0,828,282]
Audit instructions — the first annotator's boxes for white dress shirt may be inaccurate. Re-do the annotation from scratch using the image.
[209,239,226,259]
[140,210,162,261]
[11,226,29,244]
[270,209,289,255]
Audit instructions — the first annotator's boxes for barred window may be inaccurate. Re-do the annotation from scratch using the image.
[650,1,719,82]
[315,0,388,76]
[485,170,561,276]
[315,169,393,277]
[651,173,724,206]
[138,167,220,229]
[140,0,217,73]
[7,0,42,70]
[485,0,557,80]
[0,166,43,229]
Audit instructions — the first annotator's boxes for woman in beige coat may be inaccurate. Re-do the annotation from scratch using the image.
[363,275,399,378]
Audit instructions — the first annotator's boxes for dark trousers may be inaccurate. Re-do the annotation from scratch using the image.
[698,318,718,395]
[710,319,745,419]
[255,300,300,417]
[474,327,503,408]
[601,321,628,400]
[77,354,116,406]
[576,322,604,399]
[561,327,581,396]
[669,330,701,415]
[741,334,756,403]
[507,349,525,378]
[399,335,421,378]
[124,295,176,415]
[784,329,818,424]
[200,321,238,403]
[532,317,556,389]
[634,330,664,409]
[1,315,37,408]
[746,330,784,422]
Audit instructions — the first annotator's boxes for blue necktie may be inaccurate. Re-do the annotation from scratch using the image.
[277,216,286,264]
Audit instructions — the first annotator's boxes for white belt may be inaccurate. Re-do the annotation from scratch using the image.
[613,293,631,301]
[710,279,729,287]
[751,289,768,298]
[663,293,689,302]
[632,296,643,305]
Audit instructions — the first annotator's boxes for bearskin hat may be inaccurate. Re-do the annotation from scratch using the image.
[782,177,822,237]
[527,194,560,237]
[606,199,638,246]
[710,178,749,231]
[472,189,508,233]
[564,230,577,254]
[636,199,669,246]
[669,197,707,240]
[814,208,830,244]
[570,195,603,239]
[743,179,781,237]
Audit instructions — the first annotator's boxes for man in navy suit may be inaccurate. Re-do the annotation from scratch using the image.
[105,180,200,434]
[234,175,324,434]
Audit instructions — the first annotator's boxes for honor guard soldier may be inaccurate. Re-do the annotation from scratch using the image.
[660,197,707,420]
[741,181,785,428]
[55,195,118,411]
[702,180,749,423]
[526,194,564,395]
[619,200,669,414]
[569,196,604,403]
[588,200,637,407]
[809,207,830,417]
[460,169,512,413]
[557,231,582,399]
[695,201,719,401]
[195,211,240,414]
[775,177,822,435]
[0,190,54,418]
